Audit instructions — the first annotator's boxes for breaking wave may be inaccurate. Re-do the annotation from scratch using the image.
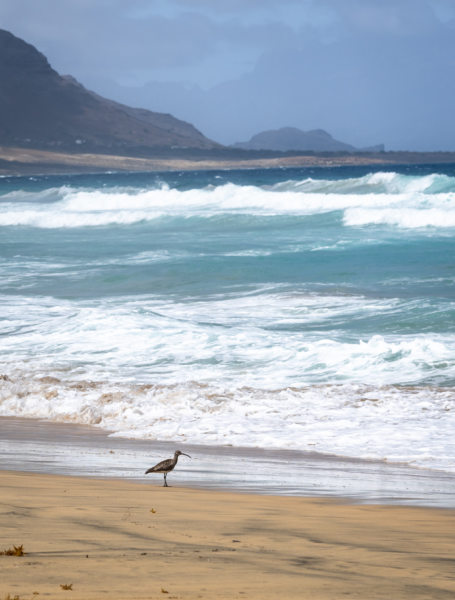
[1,171,455,229]
[1,373,454,473]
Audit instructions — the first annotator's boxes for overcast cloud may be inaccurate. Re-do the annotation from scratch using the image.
[1,0,455,149]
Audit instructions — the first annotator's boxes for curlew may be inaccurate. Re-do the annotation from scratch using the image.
[145,450,191,487]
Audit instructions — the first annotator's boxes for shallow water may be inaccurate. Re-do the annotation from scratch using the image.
[2,417,455,507]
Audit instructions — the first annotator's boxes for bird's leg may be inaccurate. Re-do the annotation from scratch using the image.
[163,473,168,487]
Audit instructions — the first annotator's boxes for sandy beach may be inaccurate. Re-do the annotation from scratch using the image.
[2,145,455,177]
[1,469,455,600]
[0,145,386,177]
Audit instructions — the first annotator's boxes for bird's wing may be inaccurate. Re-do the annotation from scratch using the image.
[145,458,173,474]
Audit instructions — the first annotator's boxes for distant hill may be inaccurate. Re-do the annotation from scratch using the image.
[0,29,218,154]
[234,127,384,153]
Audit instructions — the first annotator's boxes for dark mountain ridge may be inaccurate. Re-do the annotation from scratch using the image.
[0,29,218,154]
[234,126,384,153]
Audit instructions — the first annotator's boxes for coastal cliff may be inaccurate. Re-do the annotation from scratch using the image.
[0,29,218,154]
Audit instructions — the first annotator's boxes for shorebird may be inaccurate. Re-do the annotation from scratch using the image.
[145,450,191,487]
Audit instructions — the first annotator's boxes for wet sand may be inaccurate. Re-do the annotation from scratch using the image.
[1,469,455,600]
[1,417,455,506]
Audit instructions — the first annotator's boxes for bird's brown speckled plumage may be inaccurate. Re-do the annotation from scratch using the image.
[145,450,191,486]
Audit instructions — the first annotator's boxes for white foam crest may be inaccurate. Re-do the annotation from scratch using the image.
[365,171,442,194]
[2,180,455,228]
[271,172,455,195]
[345,207,455,228]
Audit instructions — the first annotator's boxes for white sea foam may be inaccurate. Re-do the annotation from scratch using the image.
[1,291,455,471]
[344,207,455,228]
[271,171,455,195]
[1,174,455,229]
[1,373,454,473]
[1,293,453,387]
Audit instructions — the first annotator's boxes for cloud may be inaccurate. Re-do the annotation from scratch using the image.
[0,0,299,85]
[329,0,439,34]
[103,0,455,150]
[1,0,455,149]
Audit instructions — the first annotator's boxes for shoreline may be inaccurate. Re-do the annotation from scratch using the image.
[2,145,455,176]
[1,469,455,599]
[1,416,454,507]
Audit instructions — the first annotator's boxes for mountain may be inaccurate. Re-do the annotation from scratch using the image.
[234,127,384,153]
[0,29,218,154]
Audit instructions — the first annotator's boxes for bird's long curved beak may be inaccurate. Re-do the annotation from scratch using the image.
[181,453,191,458]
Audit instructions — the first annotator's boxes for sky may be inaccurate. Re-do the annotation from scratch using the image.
[1,0,455,150]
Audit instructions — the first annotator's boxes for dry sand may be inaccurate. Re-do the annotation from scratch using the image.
[1,470,455,599]
[0,145,389,176]
[3,145,455,178]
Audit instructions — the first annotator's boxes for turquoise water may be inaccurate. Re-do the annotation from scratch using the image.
[1,165,455,471]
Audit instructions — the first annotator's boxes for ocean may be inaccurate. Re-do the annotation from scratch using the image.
[1,164,455,474]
